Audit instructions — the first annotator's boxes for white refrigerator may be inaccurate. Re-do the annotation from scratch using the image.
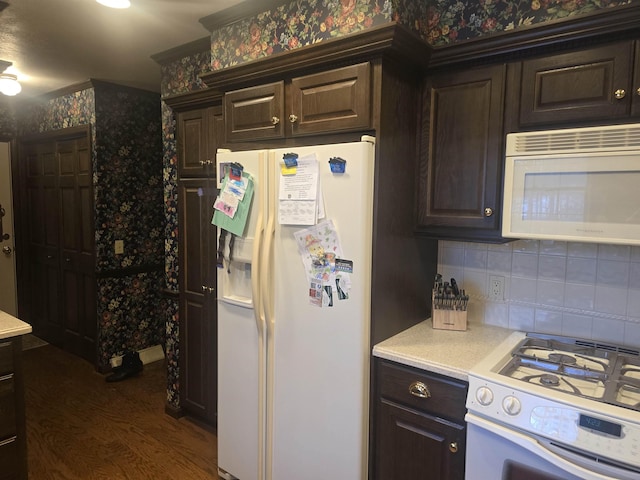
[216,138,375,480]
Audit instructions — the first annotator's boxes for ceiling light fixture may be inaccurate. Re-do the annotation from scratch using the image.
[96,0,131,8]
[0,73,22,96]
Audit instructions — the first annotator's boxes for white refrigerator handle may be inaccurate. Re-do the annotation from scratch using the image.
[251,209,266,336]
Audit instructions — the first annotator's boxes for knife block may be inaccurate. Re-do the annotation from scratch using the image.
[431,293,467,331]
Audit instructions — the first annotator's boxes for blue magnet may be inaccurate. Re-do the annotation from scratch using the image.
[329,157,346,173]
[283,153,298,168]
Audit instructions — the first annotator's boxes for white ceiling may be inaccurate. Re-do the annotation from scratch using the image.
[0,0,245,99]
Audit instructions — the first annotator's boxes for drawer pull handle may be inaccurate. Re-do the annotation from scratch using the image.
[409,381,431,399]
[449,442,458,453]
[0,436,16,447]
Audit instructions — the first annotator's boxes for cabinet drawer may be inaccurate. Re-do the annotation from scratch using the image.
[0,374,16,440]
[378,360,467,421]
[0,342,13,376]
[0,435,20,479]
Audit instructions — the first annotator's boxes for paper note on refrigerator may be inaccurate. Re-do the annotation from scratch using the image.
[294,220,352,306]
[278,154,319,225]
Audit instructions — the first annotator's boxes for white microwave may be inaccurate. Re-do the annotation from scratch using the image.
[502,123,640,246]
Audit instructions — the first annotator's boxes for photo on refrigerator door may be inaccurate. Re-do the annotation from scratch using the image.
[294,220,352,306]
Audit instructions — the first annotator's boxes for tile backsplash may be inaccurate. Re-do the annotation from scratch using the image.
[437,240,640,348]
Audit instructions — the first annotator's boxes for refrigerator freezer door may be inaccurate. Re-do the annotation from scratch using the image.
[217,149,268,480]
[267,140,375,480]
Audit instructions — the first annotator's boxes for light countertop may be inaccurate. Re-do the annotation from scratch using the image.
[0,310,32,339]
[373,319,517,382]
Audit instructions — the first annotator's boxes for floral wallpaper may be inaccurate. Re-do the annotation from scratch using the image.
[159,0,637,410]
[415,0,636,46]
[18,83,165,371]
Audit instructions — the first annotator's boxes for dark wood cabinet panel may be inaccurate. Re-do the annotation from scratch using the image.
[176,103,223,426]
[519,42,636,125]
[416,64,506,242]
[289,63,370,136]
[177,107,223,177]
[224,81,285,142]
[0,338,28,480]
[372,359,467,480]
[633,40,640,118]
[224,63,371,142]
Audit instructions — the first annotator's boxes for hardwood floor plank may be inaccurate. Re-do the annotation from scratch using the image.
[23,345,219,480]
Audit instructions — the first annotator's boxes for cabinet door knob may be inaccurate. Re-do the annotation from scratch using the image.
[208,287,215,293]
[2,246,11,256]
[636,87,640,96]
[449,442,458,453]
[271,116,280,125]
[484,207,493,217]
[289,114,298,124]
[199,160,207,166]
[202,285,207,292]
[408,381,431,399]
[614,89,626,100]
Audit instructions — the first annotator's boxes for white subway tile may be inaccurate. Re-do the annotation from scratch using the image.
[464,248,488,269]
[510,277,537,303]
[596,259,630,287]
[566,257,597,284]
[484,302,509,328]
[487,251,512,273]
[539,240,567,256]
[512,253,539,278]
[598,244,631,261]
[538,255,566,280]
[561,313,593,339]
[536,280,565,306]
[512,239,539,254]
[563,283,595,310]
[508,305,535,331]
[567,242,598,258]
[594,285,628,315]
[534,309,563,335]
[592,318,625,344]
[623,322,640,348]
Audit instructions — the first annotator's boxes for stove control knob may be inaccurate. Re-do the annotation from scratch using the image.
[475,386,494,406]
[502,395,522,416]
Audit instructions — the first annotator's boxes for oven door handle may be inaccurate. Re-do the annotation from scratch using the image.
[466,413,638,480]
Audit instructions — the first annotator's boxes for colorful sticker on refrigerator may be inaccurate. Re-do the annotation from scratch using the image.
[309,281,323,307]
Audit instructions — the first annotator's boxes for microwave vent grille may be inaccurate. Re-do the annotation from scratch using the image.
[507,123,640,156]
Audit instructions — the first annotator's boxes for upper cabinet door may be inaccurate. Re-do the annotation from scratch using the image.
[224,81,285,142]
[289,63,371,137]
[519,42,634,126]
[633,40,640,118]
[416,64,506,242]
[177,106,224,178]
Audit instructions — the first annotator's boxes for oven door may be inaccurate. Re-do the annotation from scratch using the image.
[465,413,640,480]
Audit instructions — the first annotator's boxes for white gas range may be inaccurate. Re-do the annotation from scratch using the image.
[466,331,640,480]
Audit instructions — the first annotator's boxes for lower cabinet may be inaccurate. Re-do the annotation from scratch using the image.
[0,337,28,480]
[372,358,467,480]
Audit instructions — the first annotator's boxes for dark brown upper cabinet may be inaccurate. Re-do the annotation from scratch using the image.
[177,106,224,177]
[519,41,640,126]
[416,64,507,243]
[224,62,371,142]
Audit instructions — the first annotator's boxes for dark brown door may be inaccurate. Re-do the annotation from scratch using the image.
[24,142,62,344]
[178,178,217,424]
[519,42,634,125]
[57,137,96,363]
[416,64,506,241]
[22,130,96,363]
[375,399,466,480]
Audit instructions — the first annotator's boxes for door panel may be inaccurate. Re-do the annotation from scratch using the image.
[0,143,17,316]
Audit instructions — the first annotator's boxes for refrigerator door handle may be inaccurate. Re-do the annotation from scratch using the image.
[252,209,266,335]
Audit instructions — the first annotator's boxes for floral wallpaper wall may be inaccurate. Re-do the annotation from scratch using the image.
[159,0,636,409]
[19,83,165,371]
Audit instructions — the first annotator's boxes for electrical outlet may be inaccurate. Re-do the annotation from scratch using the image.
[114,239,124,255]
[488,275,505,301]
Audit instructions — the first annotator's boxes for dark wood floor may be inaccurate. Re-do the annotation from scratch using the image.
[22,344,220,480]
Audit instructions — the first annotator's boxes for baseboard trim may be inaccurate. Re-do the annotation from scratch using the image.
[109,344,165,368]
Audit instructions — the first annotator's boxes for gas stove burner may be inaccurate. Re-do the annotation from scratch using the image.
[540,373,560,386]
[548,353,577,365]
